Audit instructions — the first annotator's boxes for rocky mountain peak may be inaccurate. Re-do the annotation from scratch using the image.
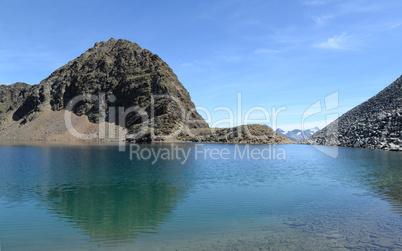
[4,38,208,140]
[0,39,289,144]
[91,38,143,55]
[9,82,31,88]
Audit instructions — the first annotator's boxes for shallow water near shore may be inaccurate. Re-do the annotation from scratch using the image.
[1,143,402,250]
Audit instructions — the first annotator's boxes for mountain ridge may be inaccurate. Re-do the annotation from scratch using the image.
[0,38,290,144]
[305,76,402,151]
[275,127,320,142]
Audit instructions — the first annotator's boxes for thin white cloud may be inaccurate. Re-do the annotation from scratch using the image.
[311,15,334,28]
[302,0,332,6]
[386,23,402,30]
[313,34,349,50]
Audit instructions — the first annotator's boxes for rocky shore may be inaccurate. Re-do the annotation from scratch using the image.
[177,124,291,144]
[304,76,402,151]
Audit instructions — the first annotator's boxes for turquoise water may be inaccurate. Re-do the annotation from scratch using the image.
[1,143,402,250]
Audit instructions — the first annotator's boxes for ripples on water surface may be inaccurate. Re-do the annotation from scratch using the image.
[1,143,402,250]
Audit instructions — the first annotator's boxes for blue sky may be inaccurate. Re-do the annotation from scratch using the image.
[1,0,402,131]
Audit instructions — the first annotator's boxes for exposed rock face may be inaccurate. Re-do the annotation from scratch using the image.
[0,38,287,144]
[305,76,402,151]
[3,38,209,141]
[0,82,31,124]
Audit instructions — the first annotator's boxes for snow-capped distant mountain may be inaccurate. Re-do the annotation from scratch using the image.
[275,127,320,142]
[309,127,320,134]
[275,128,286,135]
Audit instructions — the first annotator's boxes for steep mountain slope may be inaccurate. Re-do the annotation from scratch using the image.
[0,38,288,144]
[1,38,208,141]
[306,76,402,151]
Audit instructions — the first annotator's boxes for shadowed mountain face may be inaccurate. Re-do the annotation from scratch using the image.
[0,38,288,143]
[305,76,402,151]
[0,82,31,124]
[2,38,208,140]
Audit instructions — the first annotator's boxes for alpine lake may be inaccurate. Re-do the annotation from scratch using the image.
[1,142,402,250]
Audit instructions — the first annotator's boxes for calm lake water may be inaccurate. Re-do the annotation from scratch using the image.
[1,143,402,250]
